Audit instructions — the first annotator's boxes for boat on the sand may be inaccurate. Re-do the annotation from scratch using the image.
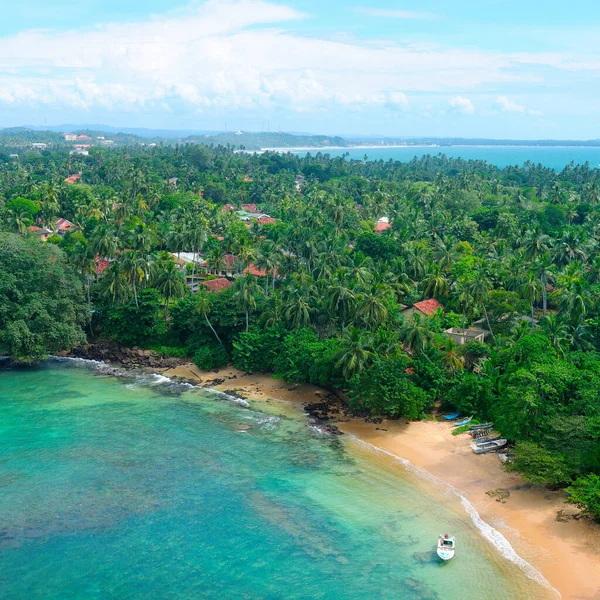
[437,534,456,561]
[453,416,473,427]
[443,412,460,421]
[469,422,493,430]
[471,438,507,454]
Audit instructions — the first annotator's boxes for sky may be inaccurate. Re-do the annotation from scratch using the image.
[1,0,600,138]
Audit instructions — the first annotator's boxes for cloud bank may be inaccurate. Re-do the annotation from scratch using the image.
[0,0,597,125]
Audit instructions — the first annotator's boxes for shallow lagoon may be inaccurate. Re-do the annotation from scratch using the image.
[0,362,554,599]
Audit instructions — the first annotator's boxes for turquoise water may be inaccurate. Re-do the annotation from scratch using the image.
[292,146,600,170]
[0,361,553,599]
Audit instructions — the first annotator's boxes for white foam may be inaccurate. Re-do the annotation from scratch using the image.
[202,388,251,408]
[350,436,560,598]
[52,356,107,368]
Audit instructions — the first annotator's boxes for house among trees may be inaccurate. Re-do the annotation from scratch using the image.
[400,298,444,321]
[375,217,391,233]
[28,225,53,241]
[55,218,77,236]
[64,174,82,184]
[443,327,487,345]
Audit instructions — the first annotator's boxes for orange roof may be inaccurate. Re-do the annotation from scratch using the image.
[64,174,82,184]
[211,234,225,241]
[201,278,232,292]
[257,217,276,225]
[241,203,257,212]
[222,204,236,211]
[412,299,444,316]
[375,221,391,233]
[245,264,267,277]
[55,218,76,232]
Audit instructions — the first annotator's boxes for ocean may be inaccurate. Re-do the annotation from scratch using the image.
[286,145,600,171]
[0,361,555,599]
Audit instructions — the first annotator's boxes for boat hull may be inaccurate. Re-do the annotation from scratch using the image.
[437,548,455,561]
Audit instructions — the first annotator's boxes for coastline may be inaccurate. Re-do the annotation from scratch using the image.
[163,363,600,600]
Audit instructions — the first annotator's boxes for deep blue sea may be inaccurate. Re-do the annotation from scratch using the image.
[0,361,555,599]
[288,146,600,171]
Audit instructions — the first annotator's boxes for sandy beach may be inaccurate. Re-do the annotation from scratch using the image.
[164,364,600,600]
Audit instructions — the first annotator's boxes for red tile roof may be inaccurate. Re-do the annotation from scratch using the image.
[241,203,257,212]
[55,218,76,232]
[201,278,232,292]
[76,135,92,140]
[257,217,276,225]
[222,204,236,211]
[244,264,267,277]
[375,221,391,233]
[29,225,42,232]
[412,298,444,316]
[64,174,81,184]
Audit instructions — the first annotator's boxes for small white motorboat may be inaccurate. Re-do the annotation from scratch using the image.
[437,534,455,561]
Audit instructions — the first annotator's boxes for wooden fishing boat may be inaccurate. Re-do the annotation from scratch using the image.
[437,534,456,561]
[443,412,460,421]
[475,435,502,446]
[453,416,473,427]
[470,438,507,454]
[469,422,493,430]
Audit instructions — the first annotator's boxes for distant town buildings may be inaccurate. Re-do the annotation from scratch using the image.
[63,133,77,141]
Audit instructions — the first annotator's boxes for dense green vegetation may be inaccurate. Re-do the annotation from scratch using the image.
[2,143,600,518]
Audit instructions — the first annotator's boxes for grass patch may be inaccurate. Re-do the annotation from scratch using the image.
[451,419,481,436]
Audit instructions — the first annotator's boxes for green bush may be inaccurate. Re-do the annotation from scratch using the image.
[232,326,286,372]
[566,474,600,520]
[150,345,189,358]
[193,345,230,370]
[349,357,430,419]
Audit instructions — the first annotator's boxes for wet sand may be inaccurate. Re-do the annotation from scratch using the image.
[164,364,600,600]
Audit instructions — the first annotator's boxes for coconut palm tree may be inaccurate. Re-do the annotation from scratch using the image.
[150,253,187,318]
[194,291,222,344]
[399,313,434,356]
[335,327,374,381]
[232,274,259,332]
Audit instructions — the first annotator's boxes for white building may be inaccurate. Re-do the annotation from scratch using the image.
[63,133,77,141]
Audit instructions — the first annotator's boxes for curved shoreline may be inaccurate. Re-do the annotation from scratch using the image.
[157,364,600,600]
[54,357,600,599]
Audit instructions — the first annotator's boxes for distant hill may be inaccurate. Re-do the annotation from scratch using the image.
[187,131,348,150]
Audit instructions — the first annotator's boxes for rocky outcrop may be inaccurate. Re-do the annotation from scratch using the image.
[67,340,188,370]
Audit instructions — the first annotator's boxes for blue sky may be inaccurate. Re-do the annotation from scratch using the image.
[1,0,600,138]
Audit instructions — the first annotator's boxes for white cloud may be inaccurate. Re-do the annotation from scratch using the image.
[0,0,596,119]
[496,95,543,116]
[450,96,475,115]
[496,95,525,113]
[354,7,440,20]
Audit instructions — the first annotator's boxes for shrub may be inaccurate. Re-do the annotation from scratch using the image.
[232,326,286,373]
[566,474,600,520]
[193,345,229,370]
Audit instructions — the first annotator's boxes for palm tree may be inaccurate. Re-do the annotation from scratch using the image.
[423,263,450,298]
[194,291,222,344]
[399,314,434,356]
[522,229,551,263]
[151,253,187,317]
[441,338,464,373]
[540,315,568,356]
[120,250,148,308]
[260,290,285,328]
[519,270,543,325]
[335,327,374,381]
[357,283,390,330]
[326,271,357,330]
[532,256,554,316]
[97,262,130,306]
[232,275,259,332]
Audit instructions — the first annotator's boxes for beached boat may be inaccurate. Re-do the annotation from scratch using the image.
[452,416,473,427]
[437,534,455,561]
[443,412,460,421]
[471,439,507,454]
[469,422,493,430]
[475,435,502,445]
